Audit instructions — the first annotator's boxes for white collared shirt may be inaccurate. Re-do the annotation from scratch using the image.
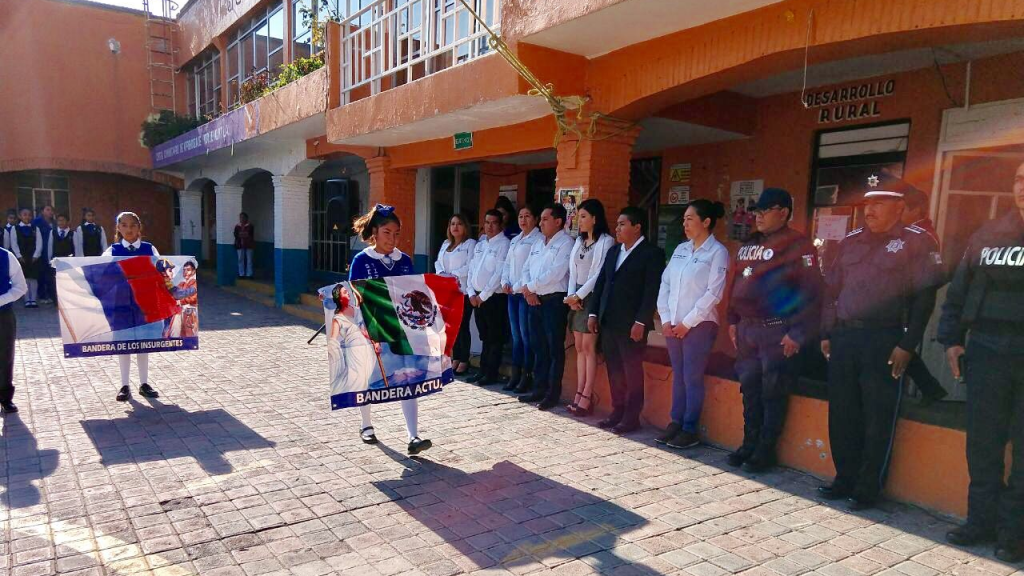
[435,238,477,294]
[615,236,646,271]
[502,227,542,293]
[568,233,615,299]
[102,239,161,256]
[74,224,109,256]
[48,227,72,260]
[467,233,511,301]
[523,230,574,296]
[10,223,43,260]
[0,248,28,307]
[657,234,729,328]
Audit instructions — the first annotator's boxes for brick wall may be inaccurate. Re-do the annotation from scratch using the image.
[0,170,175,252]
[366,157,418,255]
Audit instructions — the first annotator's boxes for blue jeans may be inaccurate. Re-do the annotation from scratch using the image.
[666,321,719,433]
[508,294,532,370]
[529,293,568,395]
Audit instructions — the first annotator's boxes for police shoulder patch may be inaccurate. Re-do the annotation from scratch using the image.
[846,227,864,238]
[905,225,924,234]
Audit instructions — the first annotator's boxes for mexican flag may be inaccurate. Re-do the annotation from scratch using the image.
[352,274,464,357]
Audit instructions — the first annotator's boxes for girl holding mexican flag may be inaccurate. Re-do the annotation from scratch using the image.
[345,204,431,455]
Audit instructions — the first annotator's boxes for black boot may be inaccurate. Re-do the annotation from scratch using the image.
[741,437,777,473]
[514,372,533,394]
[726,427,759,467]
[503,367,521,391]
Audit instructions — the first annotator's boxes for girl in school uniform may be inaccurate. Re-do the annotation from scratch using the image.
[104,211,161,402]
[74,208,109,257]
[500,205,542,393]
[434,214,477,377]
[348,204,431,455]
[10,208,43,308]
[564,199,615,416]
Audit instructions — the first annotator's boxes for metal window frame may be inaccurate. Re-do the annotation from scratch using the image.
[340,0,499,104]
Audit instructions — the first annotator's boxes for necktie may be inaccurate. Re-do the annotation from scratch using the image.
[129,245,136,253]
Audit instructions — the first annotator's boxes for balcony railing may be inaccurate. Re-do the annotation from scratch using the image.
[340,0,500,104]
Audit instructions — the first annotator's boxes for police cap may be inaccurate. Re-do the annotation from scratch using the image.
[863,172,921,200]
[754,187,793,212]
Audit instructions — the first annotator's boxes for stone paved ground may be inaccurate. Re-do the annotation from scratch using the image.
[2,287,1021,576]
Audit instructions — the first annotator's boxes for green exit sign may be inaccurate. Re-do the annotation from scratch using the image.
[453,132,473,150]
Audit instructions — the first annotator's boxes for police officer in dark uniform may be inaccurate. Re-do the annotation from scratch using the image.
[818,173,944,510]
[937,161,1024,563]
[726,188,823,473]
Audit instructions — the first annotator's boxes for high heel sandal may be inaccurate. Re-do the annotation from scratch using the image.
[574,393,597,417]
[567,392,583,414]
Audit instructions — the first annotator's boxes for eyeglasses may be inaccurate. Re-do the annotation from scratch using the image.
[751,206,783,216]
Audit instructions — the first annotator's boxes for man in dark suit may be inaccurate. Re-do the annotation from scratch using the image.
[588,206,665,434]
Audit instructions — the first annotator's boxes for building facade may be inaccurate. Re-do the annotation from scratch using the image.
[7,0,1024,517]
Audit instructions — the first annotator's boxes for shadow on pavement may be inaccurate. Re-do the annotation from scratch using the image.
[0,413,61,509]
[370,443,663,574]
[80,398,275,475]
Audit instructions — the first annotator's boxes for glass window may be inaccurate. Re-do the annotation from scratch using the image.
[242,33,254,77]
[227,44,238,80]
[255,21,269,72]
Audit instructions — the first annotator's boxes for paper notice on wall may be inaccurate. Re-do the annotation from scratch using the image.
[816,215,850,241]
[498,185,518,210]
[669,164,692,183]
[668,186,690,205]
[728,180,763,241]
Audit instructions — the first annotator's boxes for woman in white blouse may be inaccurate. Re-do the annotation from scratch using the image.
[500,205,543,392]
[656,199,729,450]
[435,214,477,376]
[563,199,615,416]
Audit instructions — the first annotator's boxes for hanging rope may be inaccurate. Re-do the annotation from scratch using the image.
[455,0,637,151]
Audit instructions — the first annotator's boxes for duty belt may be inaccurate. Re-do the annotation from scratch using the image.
[742,316,787,327]
[836,319,903,330]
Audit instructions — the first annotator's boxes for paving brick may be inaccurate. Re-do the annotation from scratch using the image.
[0,289,1002,576]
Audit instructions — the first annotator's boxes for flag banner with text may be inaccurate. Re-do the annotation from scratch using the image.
[322,275,464,409]
[53,256,200,357]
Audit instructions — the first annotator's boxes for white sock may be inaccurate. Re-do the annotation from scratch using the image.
[137,354,149,384]
[359,404,372,431]
[402,399,419,440]
[118,355,131,388]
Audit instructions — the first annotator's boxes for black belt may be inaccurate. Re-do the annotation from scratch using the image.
[741,316,787,327]
[837,319,903,330]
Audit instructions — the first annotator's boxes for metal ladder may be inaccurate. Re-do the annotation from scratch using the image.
[142,0,179,114]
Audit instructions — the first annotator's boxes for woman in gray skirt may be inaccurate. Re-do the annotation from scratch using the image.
[563,199,614,416]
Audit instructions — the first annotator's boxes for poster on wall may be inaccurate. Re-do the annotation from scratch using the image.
[728,179,764,241]
[498,185,518,210]
[557,188,583,236]
[668,186,690,205]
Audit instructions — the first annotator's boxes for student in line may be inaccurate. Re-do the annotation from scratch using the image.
[104,211,161,402]
[0,245,28,414]
[10,208,42,308]
[74,208,109,257]
[3,210,16,251]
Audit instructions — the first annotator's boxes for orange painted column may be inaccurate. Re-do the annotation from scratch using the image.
[555,122,642,218]
[366,156,417,256]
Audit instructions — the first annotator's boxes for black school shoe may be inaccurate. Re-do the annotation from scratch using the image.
[0,401,18,414]
[360,426,378,444]
[666,431,700,449]
[139,384,160,398]
[817,483,853,500]
[408,437,432,455]
[656,422,681,445]
[116,385,131,402]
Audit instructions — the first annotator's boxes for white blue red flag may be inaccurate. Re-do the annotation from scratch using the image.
[53,255,200,357]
